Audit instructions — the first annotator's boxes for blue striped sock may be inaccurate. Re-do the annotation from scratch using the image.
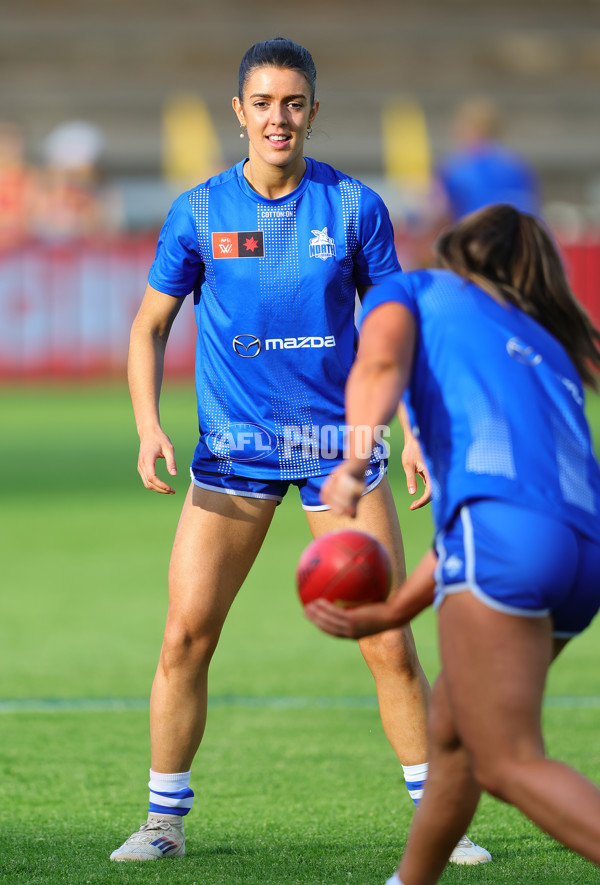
[401,761,428,807]
[148,769,194,817]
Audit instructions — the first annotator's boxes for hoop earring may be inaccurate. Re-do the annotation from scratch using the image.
[306,126,312,140]
[239,124,246,139]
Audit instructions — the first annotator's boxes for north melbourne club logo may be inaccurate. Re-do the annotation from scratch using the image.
[309,227,336,261]
[212,231,264,259]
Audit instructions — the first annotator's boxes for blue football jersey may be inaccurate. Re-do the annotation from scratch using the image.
[361,269,600,541]
[148,158,401,480]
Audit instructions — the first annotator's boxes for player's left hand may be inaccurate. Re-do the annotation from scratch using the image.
[401,434,432,510]
[304,598,404,638]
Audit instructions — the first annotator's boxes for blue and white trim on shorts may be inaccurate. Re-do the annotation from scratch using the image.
[433,500,600,637]
[434,505,550,619]
[192,471,282,502]
[190,460,387,511]
[302,460,387,511]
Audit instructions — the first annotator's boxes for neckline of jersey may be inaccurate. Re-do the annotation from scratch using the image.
[236,157,313,204]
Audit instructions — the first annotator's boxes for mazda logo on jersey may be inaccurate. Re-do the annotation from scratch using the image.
[212,231,264,259]
[232,334,262,358]
[233,334,337,357]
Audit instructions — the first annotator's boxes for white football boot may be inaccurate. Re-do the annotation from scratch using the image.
[110,813,185,861]
[449,835,492,865]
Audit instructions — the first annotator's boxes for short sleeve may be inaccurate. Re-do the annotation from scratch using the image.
[359,271,418,330]
[353,186,401,286]
[148,192,203,297]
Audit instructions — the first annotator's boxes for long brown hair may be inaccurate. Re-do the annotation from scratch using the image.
[434,204,600,388]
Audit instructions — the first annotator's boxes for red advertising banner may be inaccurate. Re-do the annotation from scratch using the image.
[0,233,598,380]
[0,237,196,380]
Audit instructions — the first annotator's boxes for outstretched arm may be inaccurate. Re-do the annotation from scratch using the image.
[128,283,186,494]
[304,548,437,638]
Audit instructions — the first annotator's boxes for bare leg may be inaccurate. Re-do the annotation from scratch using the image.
[439,597,600,865]
[150,484,277,772]
[398,674,481,885]
[398,592,600,884]
[305,476,430,765]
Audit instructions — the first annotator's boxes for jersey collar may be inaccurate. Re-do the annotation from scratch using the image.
[236,158,313,204]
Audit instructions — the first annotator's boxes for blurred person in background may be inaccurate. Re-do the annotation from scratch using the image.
[0,122,34,250]
[435,96,541,222]
[31,120,122,240]
[110,36,490,867]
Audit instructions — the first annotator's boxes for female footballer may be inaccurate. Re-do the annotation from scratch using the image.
[110,37,488,865]
[308,204,600,883]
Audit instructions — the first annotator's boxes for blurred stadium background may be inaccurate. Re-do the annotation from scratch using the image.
[1,0,599,380]
[3,10,600,880]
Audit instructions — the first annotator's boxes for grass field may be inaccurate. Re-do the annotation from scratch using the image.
[2,383,600,884]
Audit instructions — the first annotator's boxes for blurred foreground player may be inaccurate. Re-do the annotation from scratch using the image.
[110,37,488,865]
[308,204,600,883]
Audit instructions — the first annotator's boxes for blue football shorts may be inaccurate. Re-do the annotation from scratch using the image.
[434,499,600,638]
[190,460,387,511]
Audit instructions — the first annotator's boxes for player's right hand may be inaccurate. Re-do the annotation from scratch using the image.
[137,430,177,494]
[320,464,365,516]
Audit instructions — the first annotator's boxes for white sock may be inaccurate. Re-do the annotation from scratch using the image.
[385,873,404,885]
[401,761,428,807]
[148,769,194,817]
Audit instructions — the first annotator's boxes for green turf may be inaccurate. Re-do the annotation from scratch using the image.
[2,383,600,883]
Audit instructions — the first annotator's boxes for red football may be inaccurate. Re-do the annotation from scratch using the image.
[296,529,391,608]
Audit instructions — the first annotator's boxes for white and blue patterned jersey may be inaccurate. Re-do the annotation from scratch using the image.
[148,158,400,480]
[361,269,600,541]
